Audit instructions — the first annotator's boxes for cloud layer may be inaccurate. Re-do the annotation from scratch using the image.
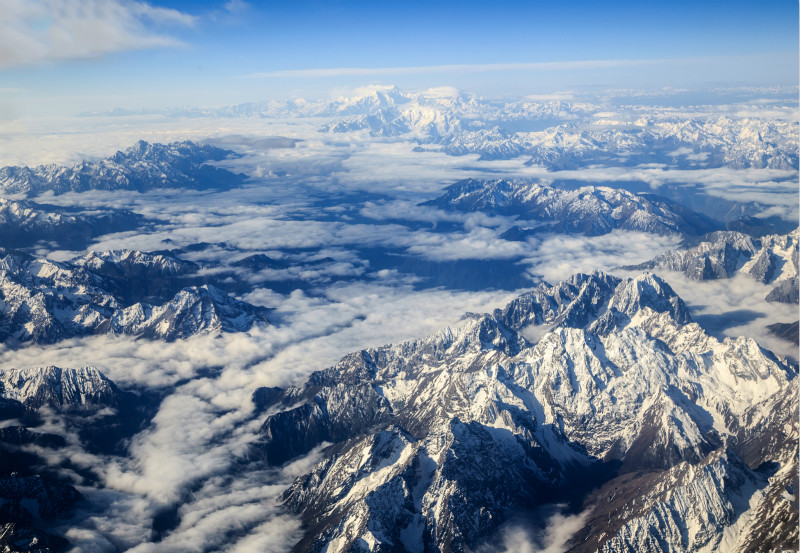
[0,0,195,68]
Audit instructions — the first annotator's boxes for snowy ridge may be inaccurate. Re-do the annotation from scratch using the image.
[424,178,720,236]
[257,271,797,553]
[0,140,244,197]
[0,198,71,228]
[0,198,141,249]
[0,249,268,344]
[0,366,120,410]
[626,228,799,303]
[73,249,199,280]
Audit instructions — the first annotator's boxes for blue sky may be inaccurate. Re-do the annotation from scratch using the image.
[0,0,797,115]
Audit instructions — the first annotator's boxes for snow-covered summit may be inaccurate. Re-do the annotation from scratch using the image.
[256,270,797,553]
[0,366,120,410]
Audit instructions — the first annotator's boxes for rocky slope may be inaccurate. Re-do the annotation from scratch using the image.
[423,178,720,237]
[0,141,245,197]
[255,271,797,553]
[625,228,799,303]
[0,249,269,345]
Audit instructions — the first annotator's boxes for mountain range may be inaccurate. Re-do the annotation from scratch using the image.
[315,88,799,170]
[625,228,799,304]
[0,141,244,197]
[84,87,798,170]
[424,178,721,237]
[0,198,142,249]
[0,96,795,553]
[0,248,269,345]
[255,271,798,553]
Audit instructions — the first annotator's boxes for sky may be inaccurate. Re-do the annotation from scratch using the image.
[0,0,798,116]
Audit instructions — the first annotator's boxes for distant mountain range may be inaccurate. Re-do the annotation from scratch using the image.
[624,228,799,303]
[255,271,798,553]
[424,178,721,237]
[83,87,798,170]
[0,197,143,249]
[315,87,799,169]
[0,141,245,197]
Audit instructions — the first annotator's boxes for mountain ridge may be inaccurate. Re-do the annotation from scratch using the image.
[0,140,245,197]
[254,271,797,553]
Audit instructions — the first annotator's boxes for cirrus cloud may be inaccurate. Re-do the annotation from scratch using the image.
[0,0,196,68]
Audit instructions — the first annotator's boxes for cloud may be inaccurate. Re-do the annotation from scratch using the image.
[0,0,196,68]
[520,231,682,284]
[246,58,667,79]
[475,508,589,553]
[223,0,249,14]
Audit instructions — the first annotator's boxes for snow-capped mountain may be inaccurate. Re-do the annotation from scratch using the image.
[255,271,797,553]
[0,249,269,345]
[0,365,139,553]
[72,249,201,305]
[87,88,797,170]
[0,366,122,411]
[424,179,720,236]
[0,198,142,249]
[0,141,245,197]
[316,89,797,169]
[625,228,799,303]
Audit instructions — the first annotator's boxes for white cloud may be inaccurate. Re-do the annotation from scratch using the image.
[246,59,665,79]
[223,0,249,14]
[0,0,196,68]
[475,508,589,553]
[521,231,682,283]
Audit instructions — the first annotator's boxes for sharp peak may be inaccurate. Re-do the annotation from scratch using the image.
[624,271,675,288]
[119,139,203,156]
[538,269,619,289]
[7,365,108,375]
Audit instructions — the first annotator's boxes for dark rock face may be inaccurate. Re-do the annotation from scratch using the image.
[0,522,70,553]
[257,272,798,553]
[0,427,66,449]
[766,277,799,304]
[0,473,80,521]
[767,321,799,345]
[0,474,81,553]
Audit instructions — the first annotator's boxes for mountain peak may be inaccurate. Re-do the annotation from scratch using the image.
[0,366,120,410]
